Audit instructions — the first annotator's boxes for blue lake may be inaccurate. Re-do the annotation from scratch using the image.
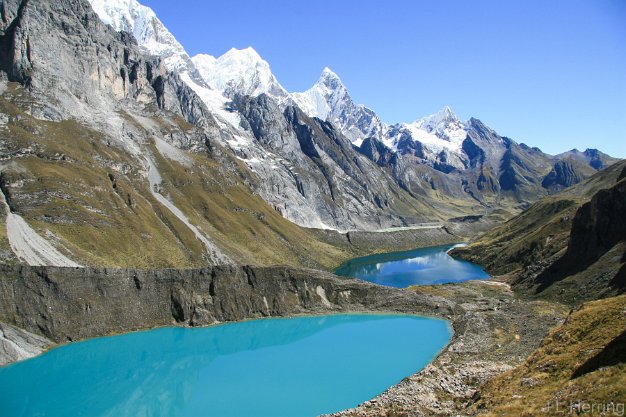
[0,314,451,417]
[335,244,490,287]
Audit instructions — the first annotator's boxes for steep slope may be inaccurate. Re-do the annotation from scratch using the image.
[291,67,385,146]
[0,0,360,268]
[192,48,288,99]
[541,159,591,192]
[232,93,476,230]
[87,0,205,85]
[474,294,626,417]
[453,160,626,303]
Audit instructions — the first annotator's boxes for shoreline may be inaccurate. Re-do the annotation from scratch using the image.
[1,310,455,369]
[0,264,566,416]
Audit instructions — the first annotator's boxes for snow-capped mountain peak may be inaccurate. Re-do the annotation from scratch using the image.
[191,47,288,99]
[386,105,469,168]
[290,67,384,145]
[88,0,190,73]
[409,106,467,145]
[315,67,349,98]
[319,66,342,83]
[419,106,459,126]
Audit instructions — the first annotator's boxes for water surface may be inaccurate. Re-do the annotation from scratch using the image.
[335,243,490,287]
[0,314,451,417]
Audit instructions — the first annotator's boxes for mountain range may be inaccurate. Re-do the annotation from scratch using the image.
[0,0,619,268]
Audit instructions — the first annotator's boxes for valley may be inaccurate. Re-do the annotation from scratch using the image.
[0,0,623,416]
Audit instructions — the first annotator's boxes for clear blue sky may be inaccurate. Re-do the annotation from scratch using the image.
[142,0,626,157]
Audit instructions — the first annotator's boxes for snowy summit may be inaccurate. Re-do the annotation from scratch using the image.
[192,47,288,99]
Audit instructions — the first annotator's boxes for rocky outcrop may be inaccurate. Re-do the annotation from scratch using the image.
[1,0,157,116]
[0,322,52,365]
[528,173,626,297]
[0,264,453,345]
[454,160,626,304]
[357,137,397,167]
[542,159,587,192]
[566,178,626,266]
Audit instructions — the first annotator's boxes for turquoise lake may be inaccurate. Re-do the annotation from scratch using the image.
[0,314,451,417]
[335,244,490,287]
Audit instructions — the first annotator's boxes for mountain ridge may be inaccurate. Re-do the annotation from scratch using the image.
[0,0,619,270]
[85,0,619,216]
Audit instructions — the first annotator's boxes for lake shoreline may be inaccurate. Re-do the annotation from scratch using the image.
[0,315,453,417]
[0,263,566,416]
[335,243,490,287]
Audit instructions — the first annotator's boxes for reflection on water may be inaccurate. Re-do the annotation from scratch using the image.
[0,315,451,417]
[336,243,490,287]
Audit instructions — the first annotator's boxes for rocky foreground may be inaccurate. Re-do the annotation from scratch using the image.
[325,280,568,417]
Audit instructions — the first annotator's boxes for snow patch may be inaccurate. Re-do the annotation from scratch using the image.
[179,72,242,131]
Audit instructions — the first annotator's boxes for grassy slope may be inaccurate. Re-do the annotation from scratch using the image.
[453,160,626,277]
[1,102,203,267]
[476,294,626,417]
[149,143,350,269]
[451,161,626,415]
[0,83,353,269]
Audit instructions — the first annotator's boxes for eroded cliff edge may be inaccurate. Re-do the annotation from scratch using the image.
[0,264,567,417]
[0,264,453,351]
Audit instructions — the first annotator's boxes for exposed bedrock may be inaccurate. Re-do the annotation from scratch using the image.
[0,264,453,348]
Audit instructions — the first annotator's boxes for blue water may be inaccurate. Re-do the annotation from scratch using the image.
[335,243,490,287]
[0,314,451,417]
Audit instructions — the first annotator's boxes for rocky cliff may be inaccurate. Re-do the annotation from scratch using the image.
[453,160,626,304]
[0,264,452,346]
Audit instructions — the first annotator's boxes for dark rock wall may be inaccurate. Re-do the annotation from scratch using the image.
[0,265,451,343]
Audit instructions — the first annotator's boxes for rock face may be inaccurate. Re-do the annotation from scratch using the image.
[0,264,451,344]
[542,160,587,191]
[531,171,626,294]
[0,322,52,365]
[454,160,626,304]
[566,176,626,266]
[233,94,435,230]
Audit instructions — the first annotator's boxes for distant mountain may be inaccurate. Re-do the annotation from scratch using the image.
[192,48,288,99]
[556,148,619,170]
[0,0,619,269]
[291,68,385,145]
[87,0,205,85]
[454,160,626,304]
